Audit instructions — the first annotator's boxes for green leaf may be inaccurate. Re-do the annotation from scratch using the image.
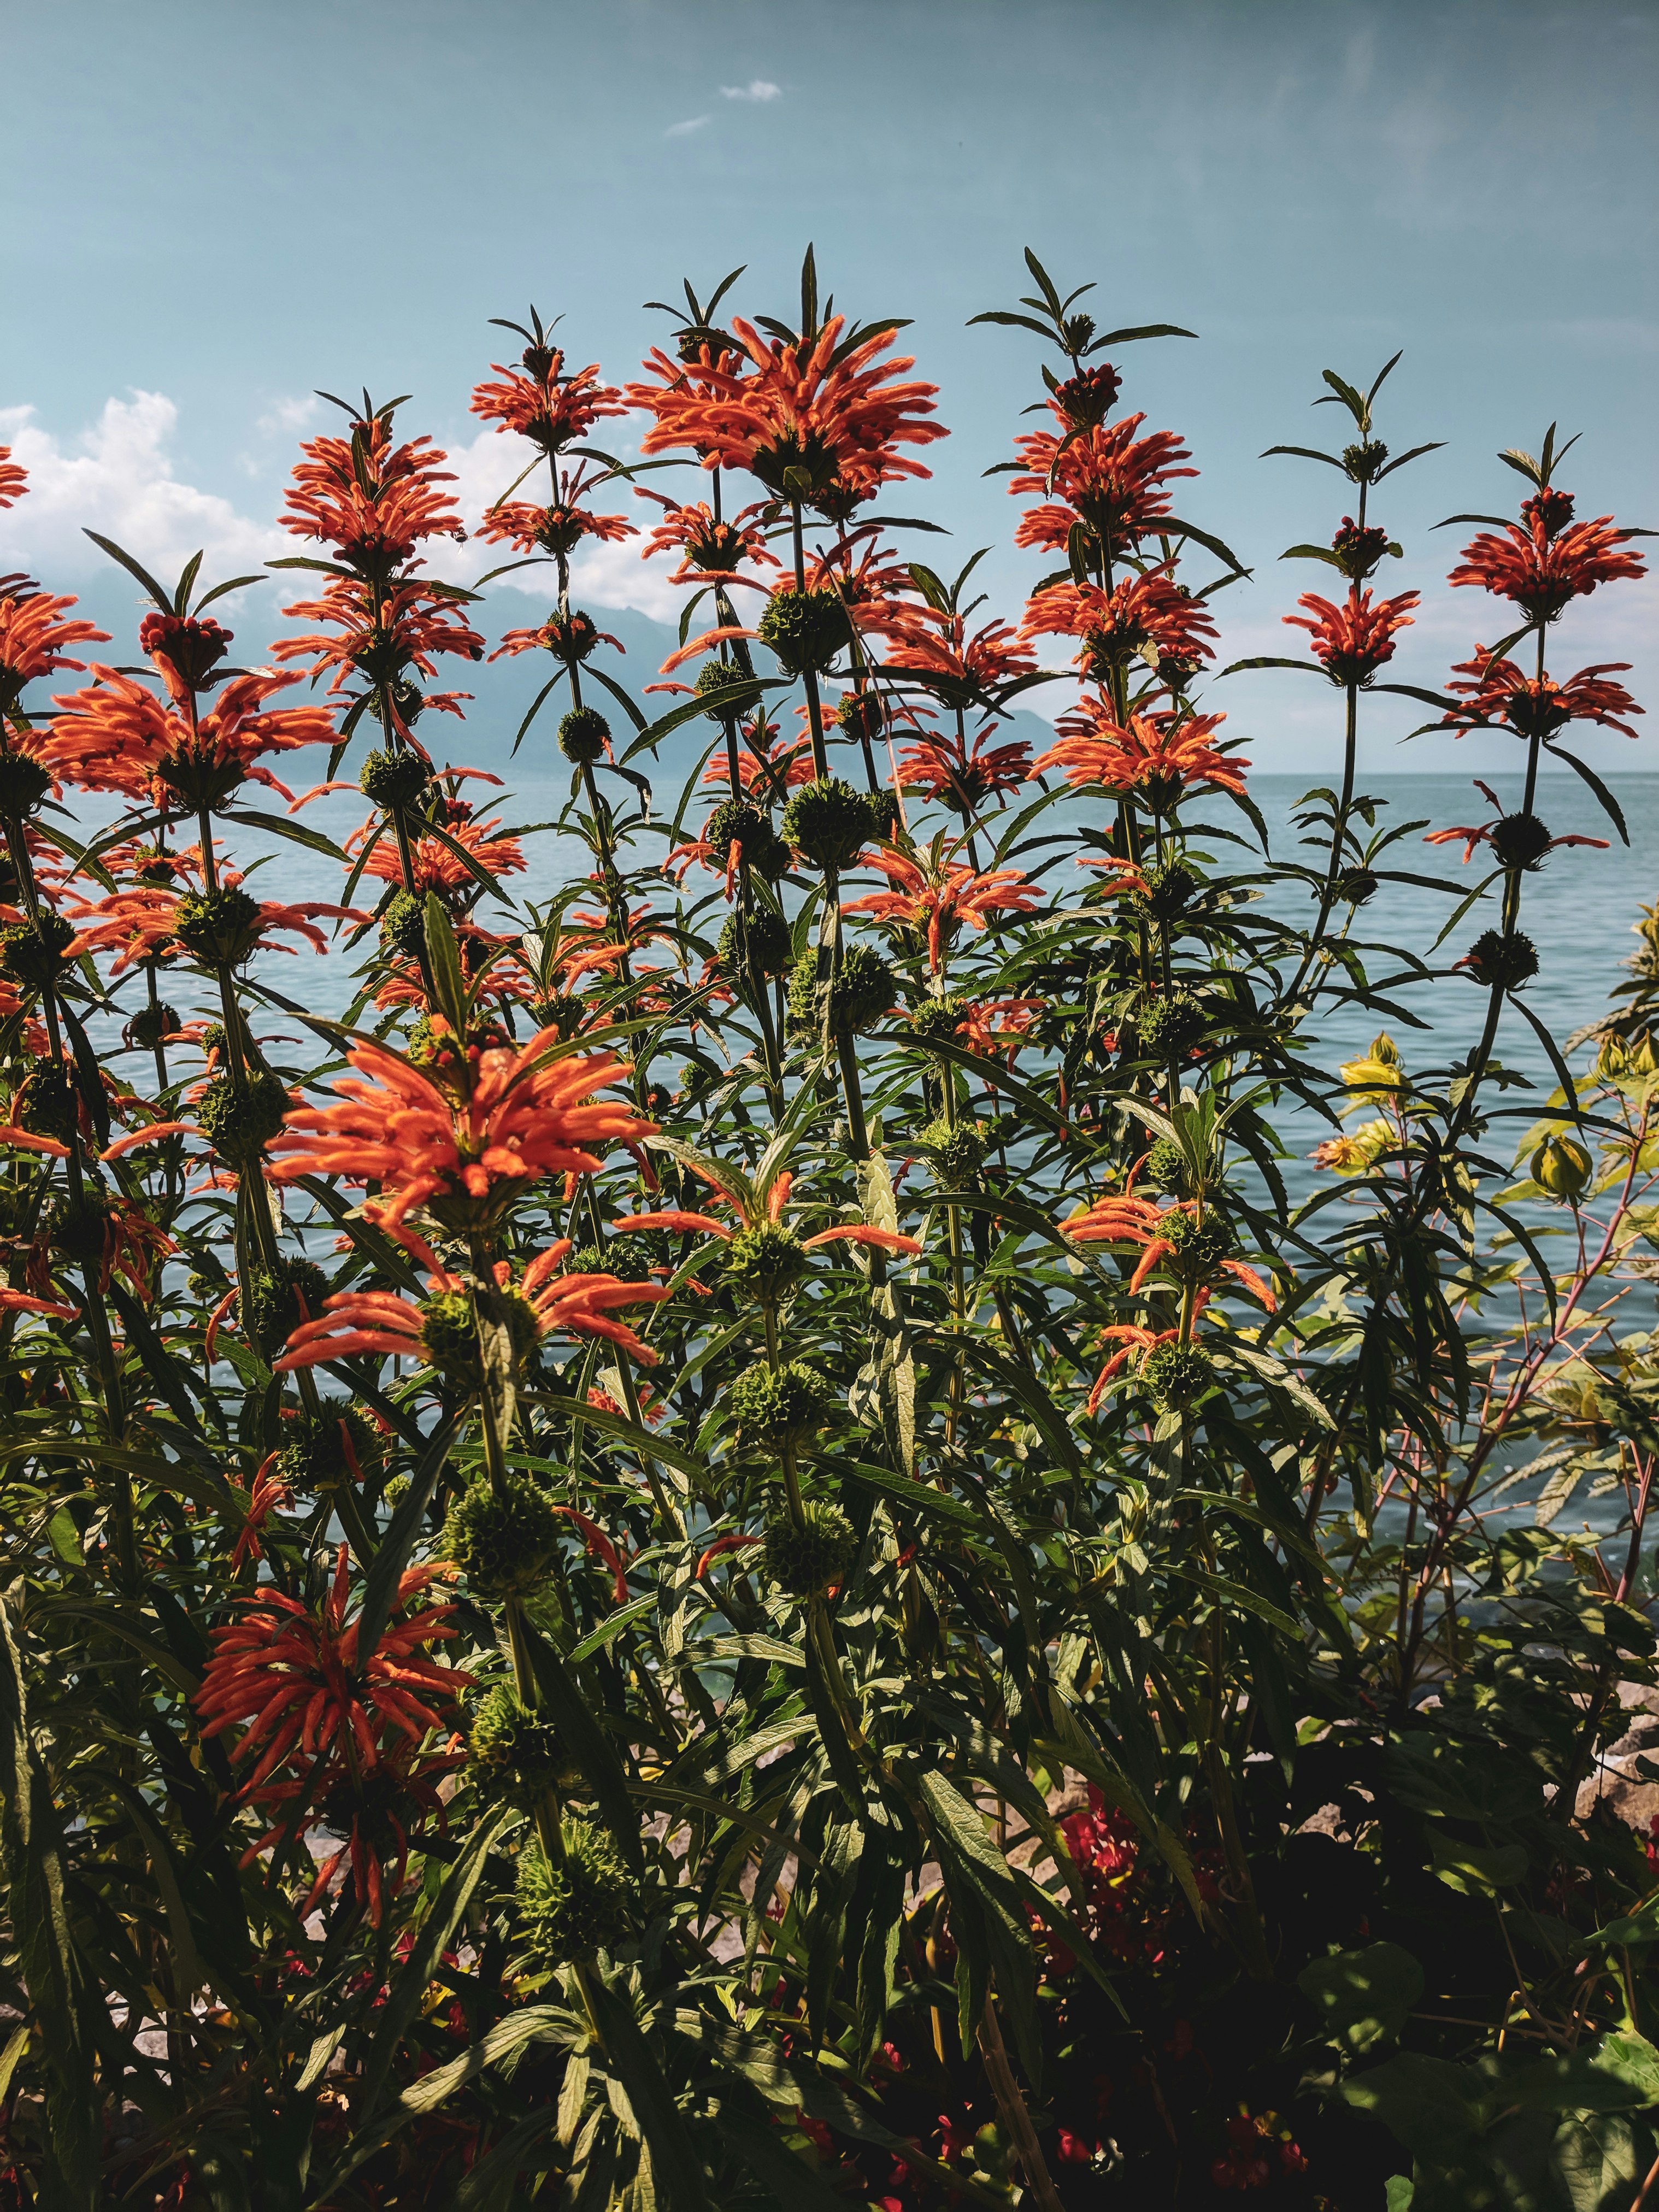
[0,1608,102,2211]
[585,1973,712,2211]
[516,1611,642,1867]
[352,1413,463,1669]
[718,2108,849,2210]
[358,1802,515,2114]
[1298,1944,1423,2054]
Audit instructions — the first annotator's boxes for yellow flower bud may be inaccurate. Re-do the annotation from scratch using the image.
[1531,1134,1592,1201]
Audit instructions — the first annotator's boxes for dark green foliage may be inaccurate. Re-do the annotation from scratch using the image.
[760,1499,857,1595]
[443,1469,563,1596]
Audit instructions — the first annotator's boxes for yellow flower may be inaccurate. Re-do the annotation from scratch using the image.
[1311,1119,1392,1176]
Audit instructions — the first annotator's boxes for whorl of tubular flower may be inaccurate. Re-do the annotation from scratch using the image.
[275,1243,668,1374]
[866,605,1037,704]
[1438,652,1643,744]
[490,610,624,664]
[611,1207,921,1263]
[271,576,483,722]
[349,807,526,895]
[268,1032,657,1231]
[804,532,920,629]
[896,723,1033,810]
[954,996,1047,1065]
[1283,586,1419,686]
[636,493,781,583]
[1422,782,1608,868]
[1062,1193,1275,1311]
[281,421,465,566]
[0,589,110,714]
[469,348,627,454]
[476,461,637,560]
[0,449,27,509]
[1021,568,1217,678]
[195,1545,467,1796]
[842,849,1042,973]
[62,883,363,976]
[629,317,946,504]
[1039,701,1246,802]
[229,1454,292,1574]
[1009,411,1197,560]
[1449,504,1646,623]
[43,667,336,804]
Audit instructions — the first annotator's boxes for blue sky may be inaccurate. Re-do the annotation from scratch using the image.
[3,0,1654,775]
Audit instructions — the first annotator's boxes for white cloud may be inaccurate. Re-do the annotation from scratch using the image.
[665,114,710,137]
[0,395,281,591]
[256,393,325,438]
[720,79,781,102]
[0,395,690,633]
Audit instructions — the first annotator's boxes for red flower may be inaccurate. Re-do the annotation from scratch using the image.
[195,1545,469,1926]
[139,611,233,705]
[1009,409,1196,560]
[1450,498,1646,622]
[1283,585,1418,685]
[196,1545,468,1796]
[1038,700,1246,802]
[630,318,947,507]
[1438,651,1642,743]
[1021,566,1216,680]
[469,346,627,455]
[1422,780,1608,866]
[0,586,109,713]
[44,667,337,805]
[842,848,1042,972]
[0,447,27,509]
[268,1031,657,1232]
[229,1454,292,1574]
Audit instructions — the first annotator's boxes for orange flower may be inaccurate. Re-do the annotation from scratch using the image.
[0,587,109,714]
[870,606,1036,705]
[896,723,1033,811]
[842,848,1042,972]
[0,448,27,509]
[349,804,526,896]
[630,318,946,506]
[1449,492,1646,622]
[272,578,483,727]
[470,345,627,454]
[268,1031,657,1231]
[636,493,780,583]
[1283,586,1418,685]
[1010,410,1196,559]
[1063,1192,1275,1309]
[274,1241,669,1373]
[1438,652,1643,744]
[952,996,1046,1066]
[63,882,363,976]
[44,667,336,807]
[491,608,624,665]
[477,462,637,559]
[1021,567,1216,680]
[281,419,465,565]
[1038,700,1246,803]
